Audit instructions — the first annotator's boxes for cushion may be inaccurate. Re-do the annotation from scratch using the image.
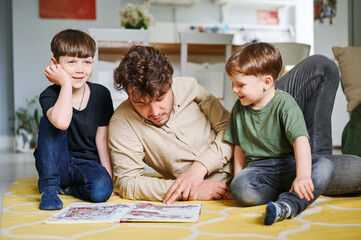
[332,46,361,112]
[342,104,361,157]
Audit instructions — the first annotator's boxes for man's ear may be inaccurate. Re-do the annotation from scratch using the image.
[263,75,274,90]
[50,57,57,65]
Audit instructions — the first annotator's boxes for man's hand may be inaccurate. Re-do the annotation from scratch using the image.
[290,175,314,201]
[111,191,119,197]
[163,161,207,204]
[44,64,71,87]
[192,179,227,201]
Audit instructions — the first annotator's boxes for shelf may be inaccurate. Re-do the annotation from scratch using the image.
[191,23,291,31]
[214,0,296,26]
[97,41,241,57]
[150,0,200,6]
[214,0,296,7]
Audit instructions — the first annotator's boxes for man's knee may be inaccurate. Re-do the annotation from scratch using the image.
[308,54,339,83]
[312,157,335,188]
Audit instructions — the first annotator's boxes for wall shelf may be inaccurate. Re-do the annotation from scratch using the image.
[97,41,241,61]
[150,0,200,6]
[213,0,296,7]
[214,0,296,26]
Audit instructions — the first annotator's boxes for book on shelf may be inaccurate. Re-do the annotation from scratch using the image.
[44,201,202,224]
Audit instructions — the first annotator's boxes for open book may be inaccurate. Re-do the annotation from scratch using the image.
[44,201,202,224]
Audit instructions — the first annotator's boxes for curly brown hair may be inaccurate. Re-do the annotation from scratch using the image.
[225,42,282,82]
[114,45,174,102]
[51,29,96,62]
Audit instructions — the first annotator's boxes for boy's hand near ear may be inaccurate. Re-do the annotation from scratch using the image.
[43,63,73,130]
[44,64,72,87]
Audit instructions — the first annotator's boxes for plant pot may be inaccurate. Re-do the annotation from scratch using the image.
[15,128,37,153]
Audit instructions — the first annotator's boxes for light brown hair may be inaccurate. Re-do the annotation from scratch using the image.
[225,42,282,81]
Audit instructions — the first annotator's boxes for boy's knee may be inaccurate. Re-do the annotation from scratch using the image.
[88,175,114,202]
[89,190,112,203]
[231,190,260,207]
[231,175,262,207]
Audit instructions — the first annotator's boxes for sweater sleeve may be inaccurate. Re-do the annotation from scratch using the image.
[193,81,233,174]
[108,106,179,201]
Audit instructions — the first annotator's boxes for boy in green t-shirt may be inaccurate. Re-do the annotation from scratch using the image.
[224,42,335,225]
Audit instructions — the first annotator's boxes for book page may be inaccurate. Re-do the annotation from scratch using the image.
[121,202,202,222]
[44,203,133,224]
[44,202,202,223]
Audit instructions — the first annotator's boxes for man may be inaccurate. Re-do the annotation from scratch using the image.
[109,45,233,204]
[109,45,361,204]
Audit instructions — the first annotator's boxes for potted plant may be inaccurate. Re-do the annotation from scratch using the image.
[10,96,40,152]
[118,1,155,29]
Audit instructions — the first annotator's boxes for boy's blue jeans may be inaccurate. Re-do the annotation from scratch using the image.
[231,156,335,216]
[34,116,113,203]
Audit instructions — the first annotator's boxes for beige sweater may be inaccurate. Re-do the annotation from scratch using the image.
[109,77,233,201]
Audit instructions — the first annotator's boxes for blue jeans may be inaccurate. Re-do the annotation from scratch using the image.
[231,156,335,216]
[276,55,361,195]
[34,116,113,202]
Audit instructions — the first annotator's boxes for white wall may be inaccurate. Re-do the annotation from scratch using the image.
[314,0,349,146]
[11,0,303,109]
[0,0,14,150]
[8,0,350,149]
[296,0,314,52]
[12,0,122,112]
[11,0,222,112]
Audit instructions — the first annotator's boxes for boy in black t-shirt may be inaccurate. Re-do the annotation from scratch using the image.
[34,29,114,210]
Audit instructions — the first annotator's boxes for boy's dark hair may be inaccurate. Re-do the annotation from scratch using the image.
[51,29,96,62]
[225,42,282,81]
[114,45,174,102]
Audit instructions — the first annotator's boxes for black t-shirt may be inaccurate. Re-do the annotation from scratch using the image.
[39,82,114,162]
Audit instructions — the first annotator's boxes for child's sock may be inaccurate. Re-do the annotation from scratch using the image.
[264,201,291,225]
[60,186,72,195]
[39,188,63,210]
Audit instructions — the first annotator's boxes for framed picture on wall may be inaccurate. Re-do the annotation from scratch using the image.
[39,0,96,20]
[314,0,337,24]
[257,10,278,25]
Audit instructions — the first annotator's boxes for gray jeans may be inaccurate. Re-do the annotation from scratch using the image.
[231,156,334,215]
[276,54,361,195]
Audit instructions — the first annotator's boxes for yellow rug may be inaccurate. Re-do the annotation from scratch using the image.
[1,178,361,240]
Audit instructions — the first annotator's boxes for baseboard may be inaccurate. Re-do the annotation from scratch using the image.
[0,135,14,151]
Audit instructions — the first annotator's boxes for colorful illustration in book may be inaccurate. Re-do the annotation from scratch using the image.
[64,205,124,219]
[44,202,202,223]
[135,202,201,211]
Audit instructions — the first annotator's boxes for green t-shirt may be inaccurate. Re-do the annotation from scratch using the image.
[224,89,309,166]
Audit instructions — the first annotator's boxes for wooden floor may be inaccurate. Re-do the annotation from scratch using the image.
[0,150,37,221]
